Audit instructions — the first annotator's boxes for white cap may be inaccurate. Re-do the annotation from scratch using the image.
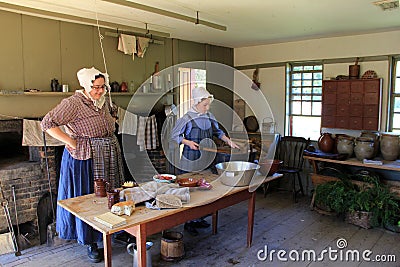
[192,87,213,105]
[77,67,109,93]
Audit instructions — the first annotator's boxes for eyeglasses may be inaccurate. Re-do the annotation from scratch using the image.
[91,85,107,90]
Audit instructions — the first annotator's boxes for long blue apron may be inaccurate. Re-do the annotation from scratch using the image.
[179,115,216,173]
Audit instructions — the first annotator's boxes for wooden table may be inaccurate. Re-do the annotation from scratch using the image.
[304,155,400,173]
[304,156,400,207]
[58,172,283,267]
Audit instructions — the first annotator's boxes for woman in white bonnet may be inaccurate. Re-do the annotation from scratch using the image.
[170,86,239,235]
[41,67,124,263]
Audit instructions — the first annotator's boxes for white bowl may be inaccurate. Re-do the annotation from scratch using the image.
[153,174,177,183]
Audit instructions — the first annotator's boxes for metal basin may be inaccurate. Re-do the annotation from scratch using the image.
[215,161,260,187]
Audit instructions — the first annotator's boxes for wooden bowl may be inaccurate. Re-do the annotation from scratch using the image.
[258,159,283,176]
[177,178,199,187]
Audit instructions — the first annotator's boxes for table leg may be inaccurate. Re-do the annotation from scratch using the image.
[247,191,256,247]
[212,211,218,235]
[136,224,147,267]
[103,233,112,267]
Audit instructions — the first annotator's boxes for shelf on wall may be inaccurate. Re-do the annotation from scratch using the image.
[0,91,176,97]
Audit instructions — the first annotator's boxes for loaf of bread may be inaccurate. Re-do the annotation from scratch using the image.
[111,200,135,216]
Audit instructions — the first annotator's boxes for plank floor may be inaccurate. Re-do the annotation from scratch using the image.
[1,190,399,267]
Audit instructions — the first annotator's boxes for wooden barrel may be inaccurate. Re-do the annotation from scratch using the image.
[160,231,184,261]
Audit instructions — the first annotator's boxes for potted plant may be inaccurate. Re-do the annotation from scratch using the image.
[345,187,377,229]
[314,178,354,215]
[345,172,400,229]
[378,187,400,232]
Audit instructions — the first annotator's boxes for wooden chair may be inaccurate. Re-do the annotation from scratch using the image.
[275,136,311,202]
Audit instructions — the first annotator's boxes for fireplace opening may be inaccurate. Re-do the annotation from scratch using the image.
[0,129,29,167]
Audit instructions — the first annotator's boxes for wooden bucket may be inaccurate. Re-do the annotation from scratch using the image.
[160,231,184,261]
[349,64,360,79]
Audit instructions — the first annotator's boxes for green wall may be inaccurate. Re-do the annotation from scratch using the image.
[0,9,233,119]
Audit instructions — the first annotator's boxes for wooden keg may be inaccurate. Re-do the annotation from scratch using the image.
[160,231,184,261]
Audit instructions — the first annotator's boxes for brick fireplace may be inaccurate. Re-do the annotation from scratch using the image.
[0,119,59,242]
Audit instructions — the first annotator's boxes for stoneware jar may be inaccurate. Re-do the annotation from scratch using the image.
[380,133,399,161]
[360,130,380,158]
[337,135,354,157]
[318,133,335,153]
[354,137,375,161]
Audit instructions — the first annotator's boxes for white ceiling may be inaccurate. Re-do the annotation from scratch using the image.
[1,0,400,48]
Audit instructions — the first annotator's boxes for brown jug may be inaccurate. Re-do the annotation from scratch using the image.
[318,133,334,153]
[94,178,108,197]
[107,189,120,209]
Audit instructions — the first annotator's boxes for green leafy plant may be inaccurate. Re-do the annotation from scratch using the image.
[315,179,355,213]
[346,173,399,227]
[314,171,400,228]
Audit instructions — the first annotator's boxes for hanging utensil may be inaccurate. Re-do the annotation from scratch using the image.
[0,189,15,256]
[42,131,58,246]
[1,187,20,256]
[11,185,31,249]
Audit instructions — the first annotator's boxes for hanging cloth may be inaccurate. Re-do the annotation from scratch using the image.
[22,119,65,146]
[117,107,138,135]
[137,37,150,58]
[118,34,137,61]
[145,115,158,150]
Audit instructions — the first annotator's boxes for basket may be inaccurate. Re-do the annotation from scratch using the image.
[262,117,276,134]
[345,211,373,229]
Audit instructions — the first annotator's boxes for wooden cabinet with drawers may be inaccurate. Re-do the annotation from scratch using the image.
[321,79,382,130]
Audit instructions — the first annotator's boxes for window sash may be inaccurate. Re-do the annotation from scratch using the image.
[289,63,323,117]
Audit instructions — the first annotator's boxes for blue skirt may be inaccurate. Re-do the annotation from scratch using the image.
[56,148,102,245]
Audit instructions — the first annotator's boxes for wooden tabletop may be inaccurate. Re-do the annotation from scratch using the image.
[304,156,400,172]
[58,171,282,235]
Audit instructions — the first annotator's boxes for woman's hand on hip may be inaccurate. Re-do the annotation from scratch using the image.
[66,139,77,150]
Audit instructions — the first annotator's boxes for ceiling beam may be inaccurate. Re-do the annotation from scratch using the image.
[102,0,227,31]
[0,2,170,38]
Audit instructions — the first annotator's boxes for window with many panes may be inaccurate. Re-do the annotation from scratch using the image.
[390,58,400,133]
[287,63,323,140]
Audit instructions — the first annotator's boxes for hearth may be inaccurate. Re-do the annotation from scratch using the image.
[0,119,61,245]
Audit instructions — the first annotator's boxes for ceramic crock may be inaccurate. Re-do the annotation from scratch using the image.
[337,135,354,157]
[380,133,399,161]
[354,137,374,161]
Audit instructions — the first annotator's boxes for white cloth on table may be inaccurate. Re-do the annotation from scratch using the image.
[120,181,190,204]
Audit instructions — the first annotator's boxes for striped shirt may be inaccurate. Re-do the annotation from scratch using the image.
[41,92,117,160]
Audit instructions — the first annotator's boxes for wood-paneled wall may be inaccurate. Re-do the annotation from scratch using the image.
[0,9,233,119]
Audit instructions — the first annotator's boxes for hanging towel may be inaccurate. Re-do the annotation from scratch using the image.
[145,115,158,150]
[118,34,137,60]
[117,107,138,135]
[136,116,147,151]
[22,119,65,146]
[137,37,150,58]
